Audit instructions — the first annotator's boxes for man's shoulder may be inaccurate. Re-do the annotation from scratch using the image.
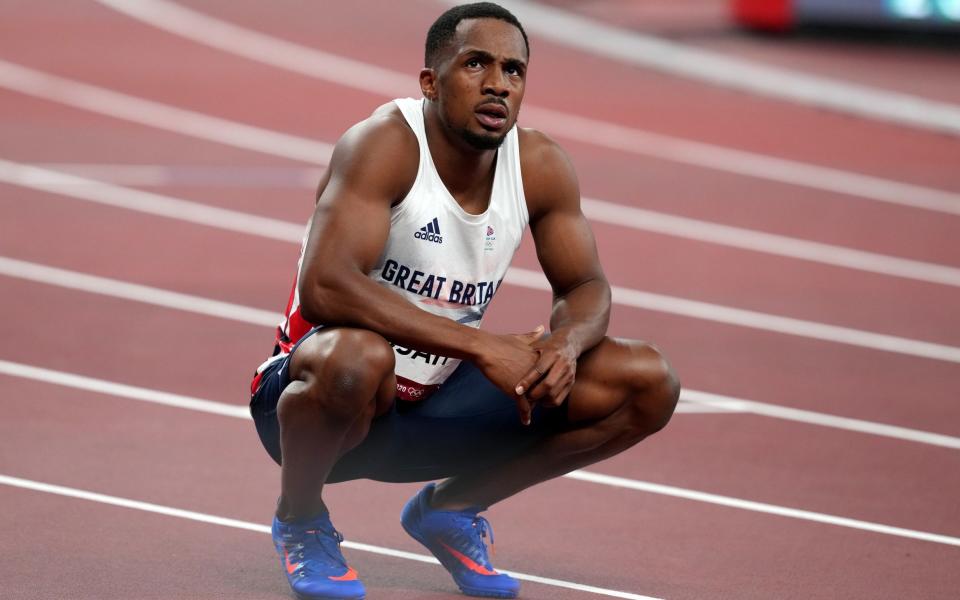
[329,102,420,196]
[517,127,578,214]
[338,102,419,160]
[517,127,567,166]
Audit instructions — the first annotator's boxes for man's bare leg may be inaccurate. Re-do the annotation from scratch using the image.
[274,328,396,521]
[428,338,680,510]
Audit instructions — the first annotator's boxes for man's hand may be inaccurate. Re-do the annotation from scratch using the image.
[475,326,545,425]
[515,333,579,410]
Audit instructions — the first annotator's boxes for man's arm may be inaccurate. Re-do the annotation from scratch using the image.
[515,130,612,407]
[297,110,542,414]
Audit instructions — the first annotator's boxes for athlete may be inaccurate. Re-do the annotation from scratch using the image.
[249,3,680,599]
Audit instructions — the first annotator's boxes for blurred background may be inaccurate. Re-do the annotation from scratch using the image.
[1,1,958,599]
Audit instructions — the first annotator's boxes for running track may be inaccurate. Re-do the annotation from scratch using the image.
[1,2,958,599]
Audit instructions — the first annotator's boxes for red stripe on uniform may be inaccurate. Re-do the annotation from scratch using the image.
[277,276,315,352]
[731,0,793,30]
[250,370,266,395]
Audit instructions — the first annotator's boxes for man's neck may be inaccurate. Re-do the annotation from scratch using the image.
[423,104,498,212]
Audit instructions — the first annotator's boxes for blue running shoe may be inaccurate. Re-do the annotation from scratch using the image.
[271,512,365,600]
[401,483,520,598]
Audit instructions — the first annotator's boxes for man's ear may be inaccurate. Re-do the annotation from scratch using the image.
[420,68,438,101]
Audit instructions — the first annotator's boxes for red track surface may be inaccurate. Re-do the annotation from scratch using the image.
[2,2,959,599]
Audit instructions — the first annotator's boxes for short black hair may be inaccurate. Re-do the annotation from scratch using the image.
[424,2,529,68]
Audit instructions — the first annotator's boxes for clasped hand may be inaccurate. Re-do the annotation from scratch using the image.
[477,325,579,426]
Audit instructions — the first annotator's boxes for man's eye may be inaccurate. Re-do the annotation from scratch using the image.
[466,59,481,68]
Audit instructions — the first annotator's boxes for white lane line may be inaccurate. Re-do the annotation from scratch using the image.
[564,471,960,548]
[34,163,172,186]
[0,160,303,242]
[90,0,414,97]
[679,390,960,449]
[0,359,252,419]
[4,162,960,363]
[3,255,960,449]
[0,257,279,328]
[0,59,329,163]
[506,268,960,365]
[0,474,661,600]
[540,106,960,217]
[33,163,323,188]
[579,198,960,288]
[488,0,960,137]
[17,4,960,218]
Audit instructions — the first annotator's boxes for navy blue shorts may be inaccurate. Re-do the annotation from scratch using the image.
[250,328,569,483]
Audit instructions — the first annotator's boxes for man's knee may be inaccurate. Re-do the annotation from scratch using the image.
[621,341,681,436]
[281,328,395,422]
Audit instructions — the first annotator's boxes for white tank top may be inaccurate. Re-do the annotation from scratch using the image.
[371,97,528,400]
[259,98,528,402]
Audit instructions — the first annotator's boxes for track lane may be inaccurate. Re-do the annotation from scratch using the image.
[5,257,960,445]
[0,91,297,168]
[3,186,959,431]
[5,87,960,274]
[0,276,267,403]
[544,0,960,110]
[133,0,960,189]
[502,284,960,435]
[5,143,960,347]
[3,0,958,193]
[5,251,958,439]
[5,368,959,540]
[3,481,566,600]
[2,275,959,533]
[695,32,960,107]
[1,486,288,600]
[515,232,960,348]
[3,378,959,599]
[7,169,960,356]
[3,18,956,276]
[0,1,407,150]
[0,184,298,312]
[559,138,960,268]
[502,0,960,134]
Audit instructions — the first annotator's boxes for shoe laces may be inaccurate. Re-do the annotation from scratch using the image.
[473,516,494,548]
[452,514,496,564]
[293,527,347,575]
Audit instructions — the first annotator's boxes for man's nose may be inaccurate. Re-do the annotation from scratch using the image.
[481,69,509,98]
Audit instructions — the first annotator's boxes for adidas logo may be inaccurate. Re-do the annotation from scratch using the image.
[414,217,443,244]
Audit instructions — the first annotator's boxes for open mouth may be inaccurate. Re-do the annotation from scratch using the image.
[475,103,508,130]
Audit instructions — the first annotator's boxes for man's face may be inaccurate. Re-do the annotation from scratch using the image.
[430,18,528,150]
